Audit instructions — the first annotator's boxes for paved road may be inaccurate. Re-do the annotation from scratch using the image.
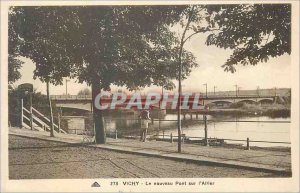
[9,127,291,173]
[9,135,287,179]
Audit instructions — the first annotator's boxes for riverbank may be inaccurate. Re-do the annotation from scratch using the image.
[10,135,289,179]
[169,104,291,118]
[9,127,292,176]
[154,137,291,152]
[206,108,290,118]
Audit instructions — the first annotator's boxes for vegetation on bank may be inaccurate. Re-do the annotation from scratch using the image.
[207,104,290,118]
[8,85,59,127]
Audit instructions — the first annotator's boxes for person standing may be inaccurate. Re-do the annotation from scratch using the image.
[139,109,150,142]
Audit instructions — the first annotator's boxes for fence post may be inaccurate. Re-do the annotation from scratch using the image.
[115,129,118,139]
[170,133,173,143]
[158,118,161,135]
[58,111,61,132]
[29,93,33,130]
[20,98,23,128]
[204,115,209,146]
[246,137,250,150]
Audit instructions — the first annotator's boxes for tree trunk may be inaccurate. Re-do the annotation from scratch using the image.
[46,81,54,137]
[177,54,182,153]
[92,81,106,144]
[176,7,195,153]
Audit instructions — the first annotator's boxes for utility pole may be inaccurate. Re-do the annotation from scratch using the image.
[213,86,217,96]
[238,87,242,96]
[203,83,207,98]
[274,87,277,96]
[65,79,70,96]
[234,85,238,97]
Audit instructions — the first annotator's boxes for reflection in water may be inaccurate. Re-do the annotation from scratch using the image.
[103,113,290,147]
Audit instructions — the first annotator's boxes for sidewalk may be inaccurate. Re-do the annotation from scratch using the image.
[9,127,291,174]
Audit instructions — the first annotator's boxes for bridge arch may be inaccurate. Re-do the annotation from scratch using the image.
[258,98,274,104]
[236,99,257,104]
[206,100,233,107]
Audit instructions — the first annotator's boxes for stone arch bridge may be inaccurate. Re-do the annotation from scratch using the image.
[50,95,277,112]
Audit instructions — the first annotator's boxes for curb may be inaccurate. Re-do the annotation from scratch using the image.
[9,132,291,176]
[89,144,291,175]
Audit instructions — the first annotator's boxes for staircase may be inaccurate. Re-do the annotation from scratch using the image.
[21,100,66,134]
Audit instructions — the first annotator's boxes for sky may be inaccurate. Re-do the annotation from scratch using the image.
[13,32,291,95]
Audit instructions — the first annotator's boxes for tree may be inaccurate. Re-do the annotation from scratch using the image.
[10,6,197,143]
[77,88,91,96]
[173,5,211,152]
[173,4,290,152]
[10,7,80,137]
[8,9,24,84]
[205,4,291,72]
[168,4,291,152]
[72,6,198,144]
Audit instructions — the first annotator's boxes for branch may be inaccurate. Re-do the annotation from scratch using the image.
[179,6,196,49]
[183,28,220,45]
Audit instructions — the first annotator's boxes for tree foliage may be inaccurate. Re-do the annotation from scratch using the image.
[10,7,80,85]
[9,6,199,90]
[8,9,24,83]
[205,4,291,72]
[9,6,199,142]
[8,86,58,127]
[77,88,91,96]
[71,6,197,90]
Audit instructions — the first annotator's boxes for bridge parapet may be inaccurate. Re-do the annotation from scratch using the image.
[50,95,92,100]
[203,95,275,100]
[50,94,276,101]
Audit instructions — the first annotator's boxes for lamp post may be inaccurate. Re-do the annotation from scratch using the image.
[238,87,242,96]
[65,79,70,96]
[257,86,260,96]
[234,85,238,97]
[203,83,207,98]
[213,86,217,96]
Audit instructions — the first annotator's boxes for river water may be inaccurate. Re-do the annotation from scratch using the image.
[103,113,291,147]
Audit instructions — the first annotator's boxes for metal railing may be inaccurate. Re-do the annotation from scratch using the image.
[155,134,290,144]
